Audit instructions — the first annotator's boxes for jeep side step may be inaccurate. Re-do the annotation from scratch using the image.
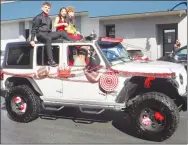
[79,107,105,115]
[72,119,94,124]
[41,102,107,114]
[42,101,124,112]
[41,103,105,115]
[40,115,57,120]
[41,103,65,111]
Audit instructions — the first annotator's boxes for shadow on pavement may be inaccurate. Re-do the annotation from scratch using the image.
[40,107,142,139]
[1,99,142,141]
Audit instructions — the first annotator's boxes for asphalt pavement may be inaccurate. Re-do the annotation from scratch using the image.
[1,97,187,144]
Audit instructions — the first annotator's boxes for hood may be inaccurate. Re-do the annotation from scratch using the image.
[111,60,184,75]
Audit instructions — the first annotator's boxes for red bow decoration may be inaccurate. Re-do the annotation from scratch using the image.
[144,77,156,88]
[154,112,164,121]
[57,67,71,78]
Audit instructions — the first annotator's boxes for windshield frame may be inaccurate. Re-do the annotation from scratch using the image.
[95,41,112,68]
[96,41,131,65]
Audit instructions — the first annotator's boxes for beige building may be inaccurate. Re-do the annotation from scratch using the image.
[1,8,187,61]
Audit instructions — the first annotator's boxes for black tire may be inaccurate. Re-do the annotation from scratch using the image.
[5,85,41,123]
[127,92,179,142]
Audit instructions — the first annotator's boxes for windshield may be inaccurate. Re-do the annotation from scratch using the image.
[98,41,130,63]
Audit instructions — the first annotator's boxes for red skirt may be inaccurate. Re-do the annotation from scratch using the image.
[68,33,83,40]
[56,29,83,41]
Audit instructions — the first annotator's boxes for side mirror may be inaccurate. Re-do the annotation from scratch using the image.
[87,54,101,71]
[89,55,100,66]
[85,30,97,41]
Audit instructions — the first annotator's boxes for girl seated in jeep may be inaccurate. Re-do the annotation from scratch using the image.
[54,7,83,40]
[74,48,88,66]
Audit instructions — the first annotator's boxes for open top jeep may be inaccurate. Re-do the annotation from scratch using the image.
[1,36,187,142]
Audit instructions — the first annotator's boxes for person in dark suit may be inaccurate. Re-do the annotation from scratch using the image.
[30,2,75,67]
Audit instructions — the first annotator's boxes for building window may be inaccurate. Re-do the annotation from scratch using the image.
[106,25,115,38]
[37,45,60,66]
[7,45,32,65]
[25,29,30,41]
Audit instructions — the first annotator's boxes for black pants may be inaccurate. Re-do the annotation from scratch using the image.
[36,31,74,60]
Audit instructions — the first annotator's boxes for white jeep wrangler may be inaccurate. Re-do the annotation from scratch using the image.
[1,37,187,142]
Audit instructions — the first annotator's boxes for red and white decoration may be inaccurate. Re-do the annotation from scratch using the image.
[141,116,151,126]
[99,72,119,92]
[84,71,101,83]
[13,97,22,104]
[133,56,149,61]
[13,96,27,113]
[100,37,123,43]
[57,67,71,78]
[20,102,27,113]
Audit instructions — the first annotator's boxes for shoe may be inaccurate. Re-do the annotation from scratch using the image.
[48,60,58,67]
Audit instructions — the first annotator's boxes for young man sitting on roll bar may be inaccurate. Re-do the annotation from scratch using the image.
[30,2,76,67]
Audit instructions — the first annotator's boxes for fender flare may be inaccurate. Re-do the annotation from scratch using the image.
[115,78,139,104]
[5,77,43,96]
[116,76,187,111]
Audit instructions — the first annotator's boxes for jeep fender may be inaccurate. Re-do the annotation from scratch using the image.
[115,78,139,105]
[5,77,43,96]
[116,76,187,111]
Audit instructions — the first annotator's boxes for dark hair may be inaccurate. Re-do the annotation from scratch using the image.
[77,49,88,56]
[58,7,67,19]
[42,2,51,7]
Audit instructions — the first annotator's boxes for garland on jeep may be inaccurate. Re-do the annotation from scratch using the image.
[2,65,175,79]
[2,65,175,93]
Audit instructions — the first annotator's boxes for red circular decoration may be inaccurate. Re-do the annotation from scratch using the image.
[99,72,119,92]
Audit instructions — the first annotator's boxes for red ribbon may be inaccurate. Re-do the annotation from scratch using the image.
[144,77,156,88]
[154,112,164,121]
